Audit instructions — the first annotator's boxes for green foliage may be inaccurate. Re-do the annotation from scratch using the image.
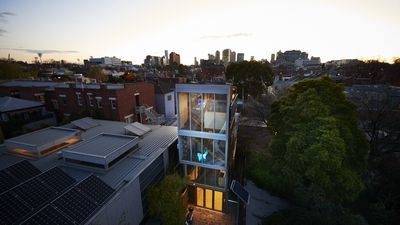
[86,65,107,82]
[147,174,188,225]
[267,77,368,204]
[0,62,35,79]
[225,61,273,98]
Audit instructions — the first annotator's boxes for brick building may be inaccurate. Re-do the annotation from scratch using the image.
[46,82,156,122]
[0,80,159,124]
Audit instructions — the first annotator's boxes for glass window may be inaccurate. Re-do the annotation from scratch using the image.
[110,99,117,110]
[34,93,45,103]
[178,91,227,134]
[167,95,172,101]
[186,165,226,189]
[178,93,189,129]
[61,96,67,105]
[76,93,82,106]
[180,136,226,167]
[96,97,103,108]
[88,95,94,107]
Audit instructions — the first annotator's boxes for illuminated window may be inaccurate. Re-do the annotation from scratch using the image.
[196,187,204,207]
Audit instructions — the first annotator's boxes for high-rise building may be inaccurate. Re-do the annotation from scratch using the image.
[169,52,180,65]
[237,53,245,62]
[194,57,199,66]
[270,53,275,63]
[176,83,239,213]
[222,49,231,64]
[165,50,169,65]
[250,56,255,61]
[230,51,236,63]
[215,50,221,64]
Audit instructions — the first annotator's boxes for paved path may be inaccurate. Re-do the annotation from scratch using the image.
[245,180,289,225]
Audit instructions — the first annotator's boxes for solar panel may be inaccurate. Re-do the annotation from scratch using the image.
[230,180,250,205]
[0,170,19,194]
[5,160,41,182]
[0,192,31,224]
[76,175,114,205]
[53,188,97,224]
[21,205,75,225]
[13,177,56,209]
[38,167,76,194]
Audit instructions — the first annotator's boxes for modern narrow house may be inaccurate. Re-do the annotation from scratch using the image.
[176,83,239,212]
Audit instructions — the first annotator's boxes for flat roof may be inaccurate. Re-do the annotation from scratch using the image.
[4,127,81,153]
[62,133,139,166]
[2,118,178,189]
[0,96,43,112]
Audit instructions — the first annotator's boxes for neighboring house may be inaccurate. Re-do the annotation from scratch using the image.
[175,83,241,215]
[155,80,176,120]
[0,80,163,124]
[0,80,60,103]
[46,82,157,123]
[0,118,178,225]
[0,96,56,138]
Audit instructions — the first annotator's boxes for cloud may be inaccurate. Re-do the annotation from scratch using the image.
[1,48,79,54]
[0,11,15,21]
[0,12,15,36]
[201,33,253,39]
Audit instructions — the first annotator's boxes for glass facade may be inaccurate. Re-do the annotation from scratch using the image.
[177,84,237,212]
[178,93,227,134]
[180,136,225,167]
[186,165,226,189]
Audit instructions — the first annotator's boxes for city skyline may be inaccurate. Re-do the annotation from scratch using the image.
[0,0,399,65]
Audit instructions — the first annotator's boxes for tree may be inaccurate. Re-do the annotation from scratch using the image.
[86,65,107,82]
[225,61,274,98]
[0,61,34,79]
[147,174,188,225]
[267,77,368,204]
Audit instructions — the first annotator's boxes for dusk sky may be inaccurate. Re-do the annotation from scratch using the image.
[0,0,399,65]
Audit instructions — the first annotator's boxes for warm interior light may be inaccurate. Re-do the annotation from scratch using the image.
[197,187,204,207]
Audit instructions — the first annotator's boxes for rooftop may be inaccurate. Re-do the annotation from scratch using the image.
[0,96,44,112]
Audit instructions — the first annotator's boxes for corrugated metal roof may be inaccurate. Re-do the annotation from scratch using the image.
[62,133,139,166]
[4,127,81,153]
[0,96,43,112]
[135,126,177,157]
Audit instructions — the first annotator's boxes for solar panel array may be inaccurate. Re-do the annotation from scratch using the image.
[21,205,74,225]
[37,167,76,194]
[53,188,98,224]
[76,175,114,205]
[0,162,78,225]
[0,160,115,225]
[0,160,41,194]
[22,175,115,225]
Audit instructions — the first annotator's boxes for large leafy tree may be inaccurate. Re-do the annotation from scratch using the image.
[147,174,188,225]
[225,61,273,98]
[267,77,368,204]
[86,65,107,82]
